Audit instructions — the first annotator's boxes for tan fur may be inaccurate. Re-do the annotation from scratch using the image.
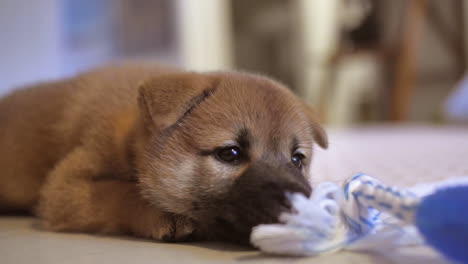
[0,64,327,243]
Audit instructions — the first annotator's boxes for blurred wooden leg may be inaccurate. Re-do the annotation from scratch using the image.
[176,0,233,71]
[390,0,428,121]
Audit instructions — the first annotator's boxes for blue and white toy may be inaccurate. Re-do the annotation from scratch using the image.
[251,174,468,263]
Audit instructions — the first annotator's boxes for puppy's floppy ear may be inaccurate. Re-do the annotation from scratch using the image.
[138,73,218,132]
[301,101,328,149]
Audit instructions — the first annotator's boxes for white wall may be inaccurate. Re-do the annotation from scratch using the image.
[0,0,62,95]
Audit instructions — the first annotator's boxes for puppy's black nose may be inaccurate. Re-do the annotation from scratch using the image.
[239,161,312,198]
[212,162,312,244]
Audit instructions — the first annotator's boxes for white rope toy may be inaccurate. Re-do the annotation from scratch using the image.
[250,173,421,256]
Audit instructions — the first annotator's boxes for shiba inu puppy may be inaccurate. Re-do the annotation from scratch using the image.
[0,64,327,244]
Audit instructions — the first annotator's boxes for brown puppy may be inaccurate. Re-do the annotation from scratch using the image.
[0,64,327,244]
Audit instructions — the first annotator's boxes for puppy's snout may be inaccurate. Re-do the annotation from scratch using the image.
[212,162,312,244]
[243,162,312,198]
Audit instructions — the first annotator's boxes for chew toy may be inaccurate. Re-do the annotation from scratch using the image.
[251,174,468,263]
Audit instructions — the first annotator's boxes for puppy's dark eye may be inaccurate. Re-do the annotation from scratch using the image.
[216,146,242,163]
[291,153,305,168]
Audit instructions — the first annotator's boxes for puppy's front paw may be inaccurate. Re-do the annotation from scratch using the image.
[159,215,196,243]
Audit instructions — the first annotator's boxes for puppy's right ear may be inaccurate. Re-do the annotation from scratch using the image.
[138,73,218,132]
[300,101,329,149]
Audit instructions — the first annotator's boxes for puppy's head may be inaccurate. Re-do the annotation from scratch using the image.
[135,72,327,244]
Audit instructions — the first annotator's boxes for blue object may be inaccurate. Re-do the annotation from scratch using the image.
[416,186,468,263]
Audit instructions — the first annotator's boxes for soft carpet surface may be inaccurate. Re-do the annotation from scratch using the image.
[1,125,467,264]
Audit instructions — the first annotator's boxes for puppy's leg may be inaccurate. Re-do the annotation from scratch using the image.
[38,147,194,241]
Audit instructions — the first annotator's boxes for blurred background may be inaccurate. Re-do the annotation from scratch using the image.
[1,0,468,127]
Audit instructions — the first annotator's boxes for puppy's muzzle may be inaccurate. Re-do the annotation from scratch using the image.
[211,162,312,244]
